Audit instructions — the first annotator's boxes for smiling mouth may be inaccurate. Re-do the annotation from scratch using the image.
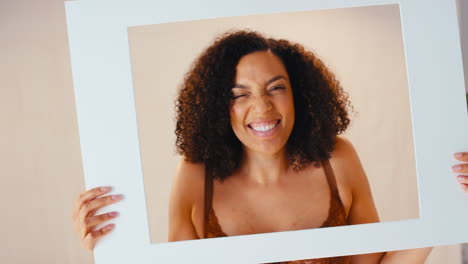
[248,120,281,132]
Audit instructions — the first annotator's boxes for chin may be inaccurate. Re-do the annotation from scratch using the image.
[247,144,286,156]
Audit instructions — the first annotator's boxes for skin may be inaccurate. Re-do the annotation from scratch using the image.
[454,152,468,191]
[72,51,468,262]
[72,186,122,250]
[229,50,295,160]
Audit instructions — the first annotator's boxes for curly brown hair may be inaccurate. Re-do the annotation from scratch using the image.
[175,30,351,180]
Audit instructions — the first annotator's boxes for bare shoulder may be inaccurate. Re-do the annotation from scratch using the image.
[330,136,380,225]
[171,158,205,206]
[174,158,205,182]
[330,136,362,177]
[328,136,364,213]
[329,136,362,181]
[168,158,205,241]
[331,136,360,163]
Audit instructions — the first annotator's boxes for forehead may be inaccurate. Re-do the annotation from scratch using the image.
[235,51,289,83]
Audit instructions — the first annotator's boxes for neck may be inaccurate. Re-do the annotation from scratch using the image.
[239,148,290,186]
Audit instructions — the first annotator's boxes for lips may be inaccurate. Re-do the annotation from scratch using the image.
[247,119,281,136]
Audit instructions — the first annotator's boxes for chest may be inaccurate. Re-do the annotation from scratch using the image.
[211,171,338,236]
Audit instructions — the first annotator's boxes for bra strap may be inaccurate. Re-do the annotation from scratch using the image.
[322,159,343,207]
[203,165,214,239]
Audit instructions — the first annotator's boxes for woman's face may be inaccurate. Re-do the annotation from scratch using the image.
[230,50,295,156]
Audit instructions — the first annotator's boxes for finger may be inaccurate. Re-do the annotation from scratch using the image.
[80,224,90,240]
[452,163,468,174]
[460,183,468,193]
[73,187,112,218]
[78,209,101,238]
[74,209,94,235]
[85,211,119,228]
[454,152,468,162]
[77,186,113,209]
[78,195,123,223]
[74,207,95,230]
[83,224,115,250]
[457,175,468,184]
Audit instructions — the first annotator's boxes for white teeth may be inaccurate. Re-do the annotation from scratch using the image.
[251,122,277,132]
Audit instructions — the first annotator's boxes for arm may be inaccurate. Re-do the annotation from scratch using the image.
[168,158,204,241]
[332,137,431,264]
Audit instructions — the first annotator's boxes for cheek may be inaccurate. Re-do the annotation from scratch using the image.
[276,95,295,117]
[230,104,246,128]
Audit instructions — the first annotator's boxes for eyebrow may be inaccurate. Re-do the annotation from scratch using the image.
[232,75,287,89]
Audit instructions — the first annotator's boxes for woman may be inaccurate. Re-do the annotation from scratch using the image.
[72,31,467,263]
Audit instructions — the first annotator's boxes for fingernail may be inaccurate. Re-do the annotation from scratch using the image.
[455,153,463,158]
[108,211,118,217]
[457,175,465,181]
[100,186,111,192]
[106,224,114,230]
[111,195,122,200]
[452,165,462,172]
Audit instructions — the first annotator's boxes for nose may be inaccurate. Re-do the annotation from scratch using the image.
[252,95,273,113]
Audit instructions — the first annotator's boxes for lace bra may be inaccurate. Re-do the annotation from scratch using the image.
[203,160,350,264]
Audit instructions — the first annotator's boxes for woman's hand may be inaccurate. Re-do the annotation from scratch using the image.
[453,152,468,192]
[72,186,123,250]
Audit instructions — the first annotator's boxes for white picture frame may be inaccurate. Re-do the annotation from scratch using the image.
[65,0,468,263]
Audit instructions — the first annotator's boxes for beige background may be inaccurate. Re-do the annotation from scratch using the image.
[129,4,419,244]
[0,0,465,263]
